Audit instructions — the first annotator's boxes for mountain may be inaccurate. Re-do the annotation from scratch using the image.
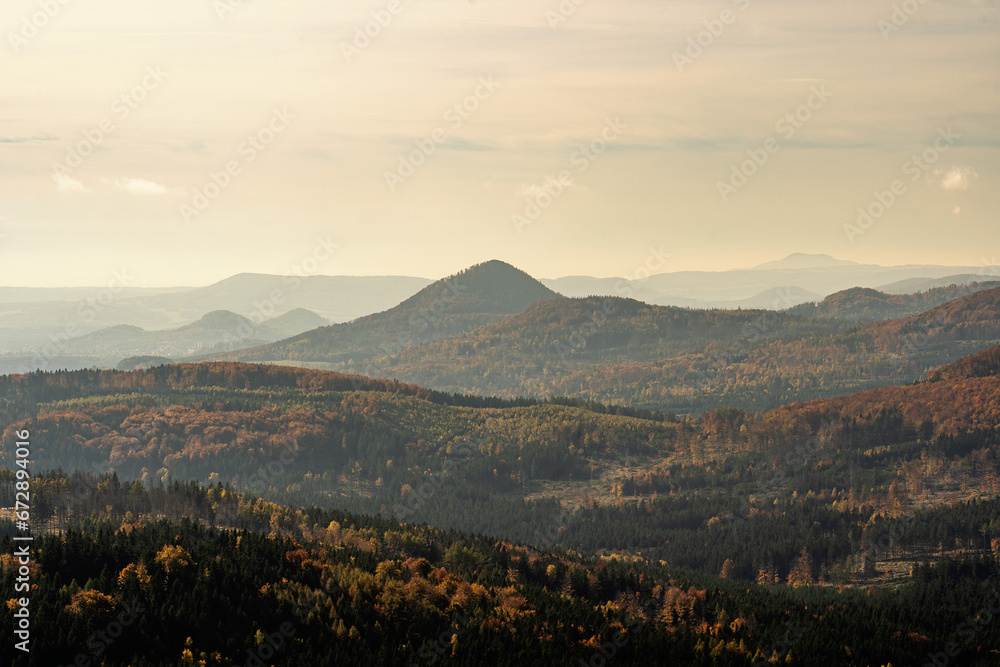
[540,279,819,311]
[357,286,1000,413]
[543,257,994,307]
[341,295,833,404]
[11,308,330,366]
[215,260,563,367]
[139,273,432,324]
[254,307,329,339]
[750,252,859,270]
[3,258,994,361]
[0,274,432,350]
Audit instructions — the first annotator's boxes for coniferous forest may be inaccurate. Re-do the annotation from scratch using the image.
[2,334,1000,666]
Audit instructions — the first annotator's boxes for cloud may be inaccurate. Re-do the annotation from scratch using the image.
[53,173,87,192]
[109,177,169,195]
[0,135,57,143]
[953,206,962,215]
[937,165,978,192]
[516,176,584,198]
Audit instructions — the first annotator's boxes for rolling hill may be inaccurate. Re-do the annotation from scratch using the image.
[786,281,1000,322]
[541,254,994,306]
[29,308,330,360]
[358,286,1000,413]
[214,260,563,368]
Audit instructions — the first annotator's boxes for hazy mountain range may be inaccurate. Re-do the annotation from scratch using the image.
[2,254,998,386]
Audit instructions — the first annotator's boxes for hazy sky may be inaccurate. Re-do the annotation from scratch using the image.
[1,0,997,286]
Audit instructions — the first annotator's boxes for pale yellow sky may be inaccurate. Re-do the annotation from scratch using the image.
[1,0,997,286]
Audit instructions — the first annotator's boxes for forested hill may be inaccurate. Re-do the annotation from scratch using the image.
[786,281,1000,322]
[929,344,1000,381]
[760,341,1000,442]
[360,286,1000,413]
[0,362,680,495]
[4,349,1000,631]
[209,260,562,366]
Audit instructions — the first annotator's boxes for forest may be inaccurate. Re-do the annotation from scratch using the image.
[3,334,1000,665]
[355,286,1000,413]
[3,472,1000,666]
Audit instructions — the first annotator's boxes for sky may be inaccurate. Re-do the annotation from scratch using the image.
[0,0,997,287]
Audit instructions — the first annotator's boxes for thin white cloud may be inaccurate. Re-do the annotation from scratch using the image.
[516,177,584,199]
[53,173,87,193]
[938,166,978,192]
[109,178,169,195]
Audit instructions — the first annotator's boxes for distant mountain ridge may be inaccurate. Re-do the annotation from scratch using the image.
[542,256,994,307]
[215,260,563,367]
[750,252,859,270]
[11,308,329,362]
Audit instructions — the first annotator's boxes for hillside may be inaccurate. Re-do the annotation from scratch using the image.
[349,287,1000,413]
[347,295,828,396]
[761,341,1000,440]
[218,260,563,367]
[928,344,1000,381]
[787,281,1000,322]
[3,351,1000,633]
[9,474,1000,666]
[0,362,675,493]
[40,308,328,361]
